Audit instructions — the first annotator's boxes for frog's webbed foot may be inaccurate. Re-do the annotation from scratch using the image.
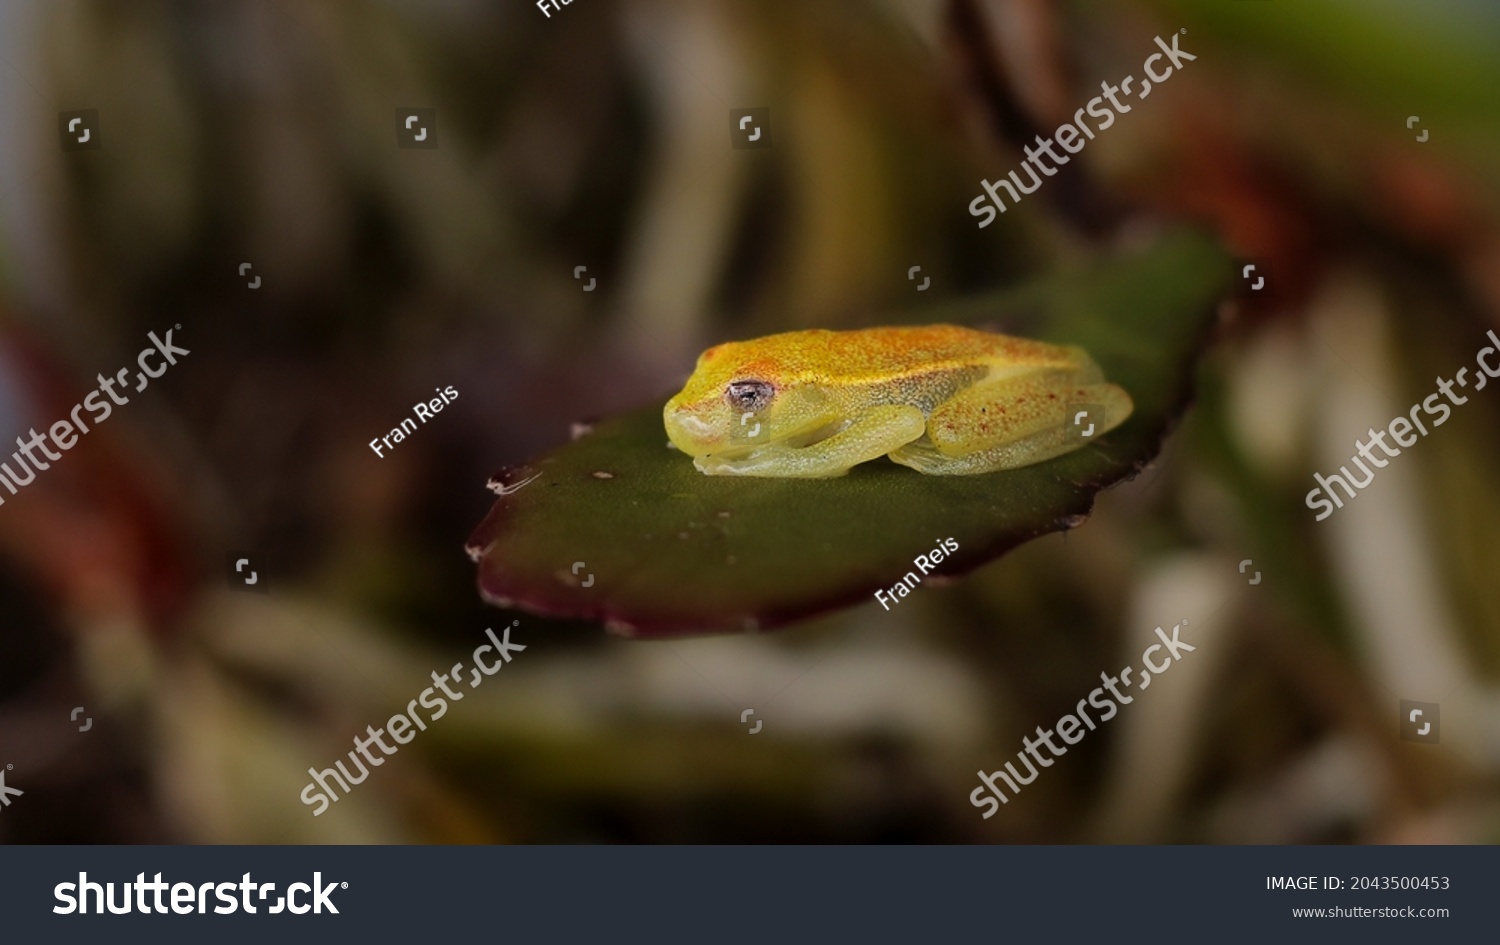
[694,405,925,478]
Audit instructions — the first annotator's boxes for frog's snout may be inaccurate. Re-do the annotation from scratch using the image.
[663,402,725,456]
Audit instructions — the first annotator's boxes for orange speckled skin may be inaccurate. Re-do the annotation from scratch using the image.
[664,325,1133,477]
[693,325,1065,387]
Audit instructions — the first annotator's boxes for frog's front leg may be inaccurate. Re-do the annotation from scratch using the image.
[889,368,1132,475]
[694,404,925,478]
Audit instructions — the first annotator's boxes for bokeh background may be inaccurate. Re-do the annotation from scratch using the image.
[1,0,1499,843]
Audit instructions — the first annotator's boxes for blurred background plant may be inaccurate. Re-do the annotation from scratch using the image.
[0,0,1497,843]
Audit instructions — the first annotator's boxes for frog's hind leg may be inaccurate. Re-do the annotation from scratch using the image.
[888,370,1132,475]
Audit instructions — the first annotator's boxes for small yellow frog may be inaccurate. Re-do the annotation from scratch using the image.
[664,325,1132,477]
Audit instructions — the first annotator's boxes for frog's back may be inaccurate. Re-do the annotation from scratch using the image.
[751,324,1075,384]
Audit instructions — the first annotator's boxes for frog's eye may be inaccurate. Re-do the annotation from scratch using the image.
[726,379,774,411]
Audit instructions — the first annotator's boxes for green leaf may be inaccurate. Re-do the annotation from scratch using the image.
[467,231,1231,637]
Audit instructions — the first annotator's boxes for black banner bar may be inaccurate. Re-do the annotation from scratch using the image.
[0,845,1490,942]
